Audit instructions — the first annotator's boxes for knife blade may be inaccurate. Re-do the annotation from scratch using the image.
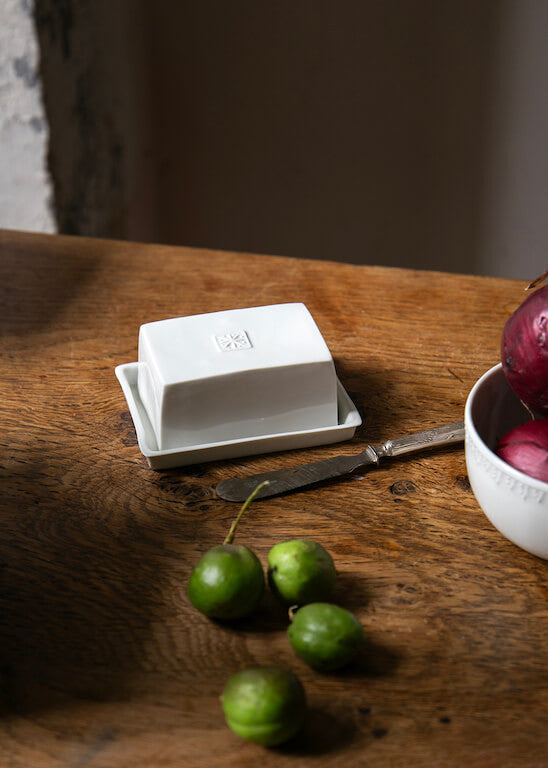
[215,420,465,501]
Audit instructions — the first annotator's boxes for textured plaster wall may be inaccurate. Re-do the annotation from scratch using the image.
[0,0,55,233]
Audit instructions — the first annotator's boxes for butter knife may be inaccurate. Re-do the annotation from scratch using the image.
[215,420,465,501]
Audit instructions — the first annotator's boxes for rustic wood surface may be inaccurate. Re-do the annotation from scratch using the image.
[1,228,546,768]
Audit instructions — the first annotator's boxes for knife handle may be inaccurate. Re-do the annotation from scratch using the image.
[374,420,465,458]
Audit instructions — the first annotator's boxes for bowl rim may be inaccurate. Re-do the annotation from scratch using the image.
[464,362,548,492]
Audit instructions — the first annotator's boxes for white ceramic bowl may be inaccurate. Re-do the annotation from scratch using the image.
[465,363,548,559]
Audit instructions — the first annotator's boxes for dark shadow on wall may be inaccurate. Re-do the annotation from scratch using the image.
[35,1,501,275]
[34,0,155,241]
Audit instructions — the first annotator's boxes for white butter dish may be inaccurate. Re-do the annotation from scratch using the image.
[115,303,362,468]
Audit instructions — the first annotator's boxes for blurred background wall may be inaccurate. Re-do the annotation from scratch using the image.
[1,0,547,278]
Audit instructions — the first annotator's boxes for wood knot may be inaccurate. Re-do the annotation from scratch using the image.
[455,474,471,492]
[389,480,417,496]
[115,411,137,446]
[156,476,213,503]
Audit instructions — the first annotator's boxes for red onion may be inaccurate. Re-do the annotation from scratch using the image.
[495,419,548,483]
[501,284,548,416]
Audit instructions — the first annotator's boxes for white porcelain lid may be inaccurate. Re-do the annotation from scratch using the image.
[136,303,340,450]
[137,302,334,384]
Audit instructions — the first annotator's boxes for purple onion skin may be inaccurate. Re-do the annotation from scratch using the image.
[501,284,548,417]
[495,419,548,483]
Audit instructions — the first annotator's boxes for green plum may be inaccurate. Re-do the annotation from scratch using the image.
[188,543,264,619]
[267,539,337,606]
[288,602,365,671]
[188,482,267,620]
[221,666,306,746]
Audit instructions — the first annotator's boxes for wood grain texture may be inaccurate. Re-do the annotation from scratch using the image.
[0,229,546,767]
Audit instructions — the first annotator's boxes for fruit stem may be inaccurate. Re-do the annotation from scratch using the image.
[224,481,269,545]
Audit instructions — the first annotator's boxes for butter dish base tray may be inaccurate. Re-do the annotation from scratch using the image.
[115,362,362,469]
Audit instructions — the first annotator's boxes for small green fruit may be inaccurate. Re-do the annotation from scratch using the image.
[267,539,337,606]
[188,544,264,619]
[188,481,267,620]
[288,602,365,671]
[221,666,306,746]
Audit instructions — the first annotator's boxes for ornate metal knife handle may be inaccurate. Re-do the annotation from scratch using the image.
[373,421,466,459]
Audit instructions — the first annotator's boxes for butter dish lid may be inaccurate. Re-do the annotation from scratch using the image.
[138,302,334,384]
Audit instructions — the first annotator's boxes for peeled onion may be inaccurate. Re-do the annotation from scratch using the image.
[501,284,548,416]
[495,419,548,483]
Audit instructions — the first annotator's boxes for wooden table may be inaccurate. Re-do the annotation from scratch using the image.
[1,229,546,767]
